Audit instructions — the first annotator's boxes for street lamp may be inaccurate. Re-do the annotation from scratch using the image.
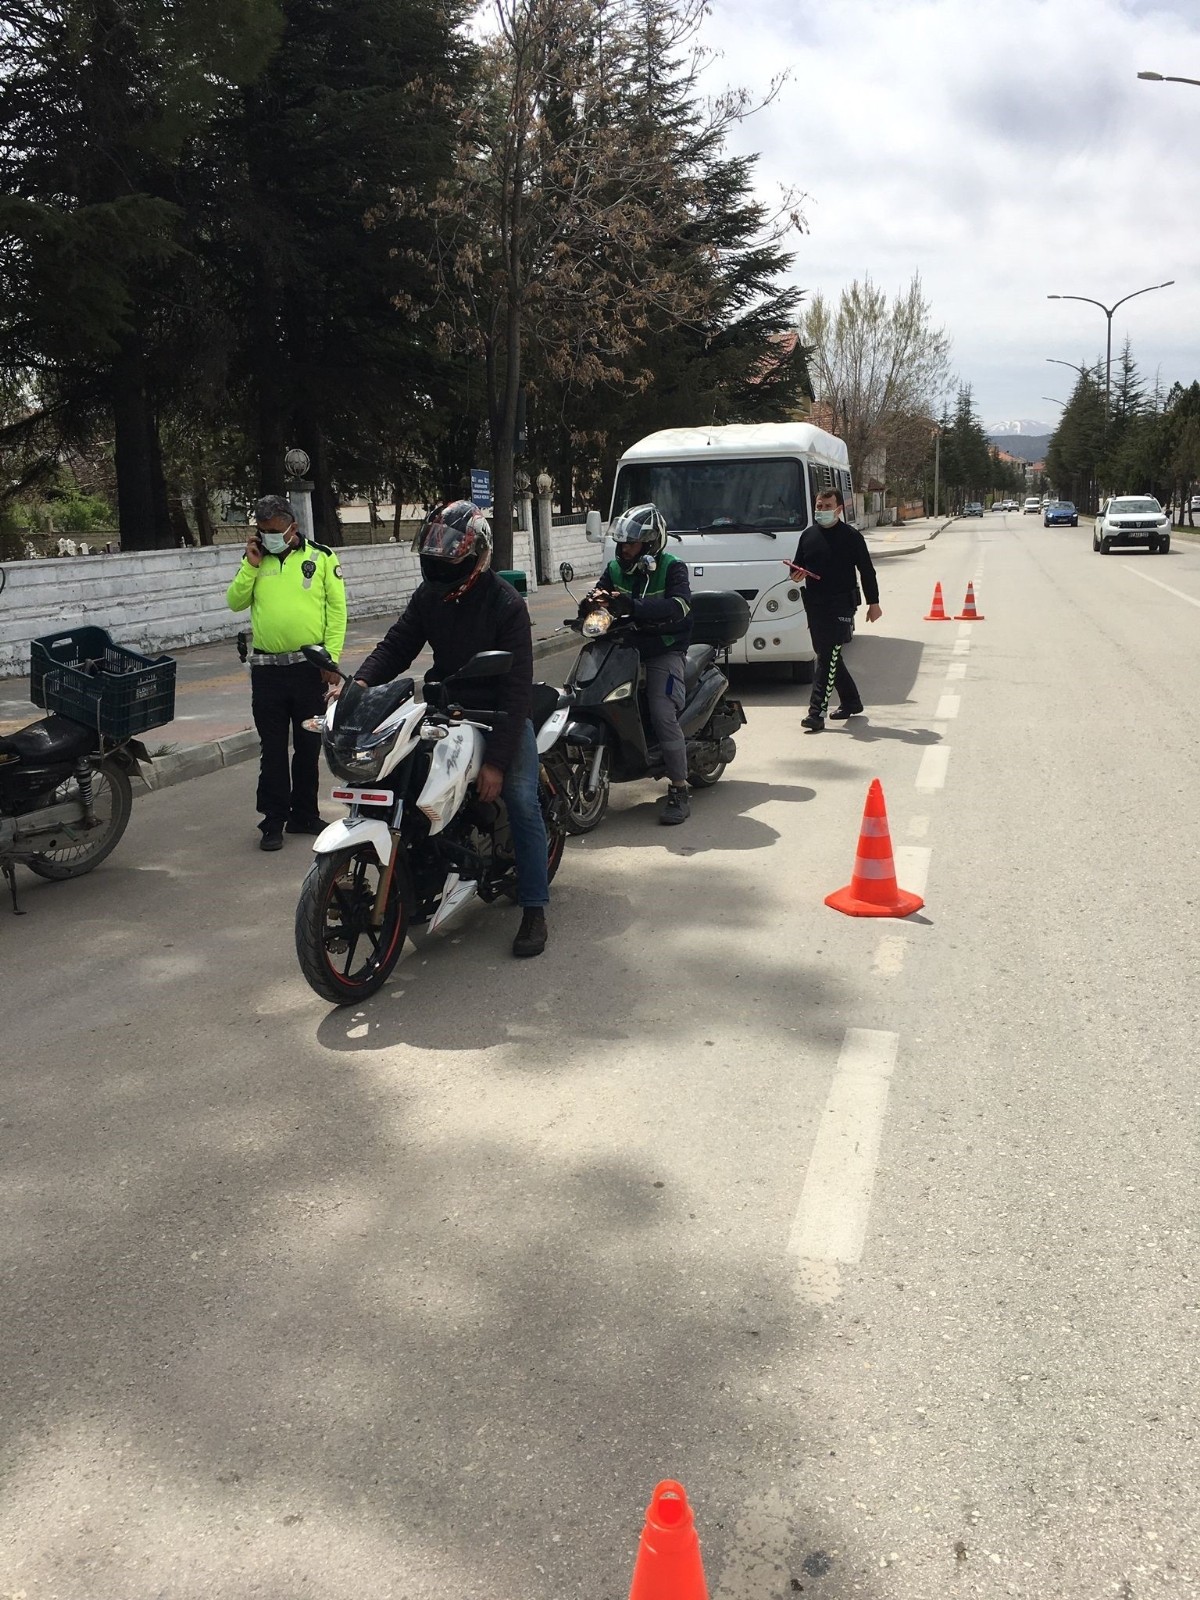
[1137,70,1200,88]
[1046,282,1175,431]
[1046,357,1094,381]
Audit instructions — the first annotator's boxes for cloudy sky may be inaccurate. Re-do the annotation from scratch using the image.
[700,0,1200,430]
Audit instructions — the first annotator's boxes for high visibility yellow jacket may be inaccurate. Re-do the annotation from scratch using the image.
[226,539,348,661]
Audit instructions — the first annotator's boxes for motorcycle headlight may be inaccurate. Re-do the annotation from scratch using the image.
[582,609,613,638]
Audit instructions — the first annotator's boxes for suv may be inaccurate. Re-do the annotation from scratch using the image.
[1023,497,1041,514]
[1093,496,1171,554]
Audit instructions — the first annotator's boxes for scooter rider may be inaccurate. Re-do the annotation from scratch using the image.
[343,502,551,959]
[583,503,693,825]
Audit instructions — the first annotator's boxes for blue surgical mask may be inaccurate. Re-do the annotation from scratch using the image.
[261,531,289,554]
[814,509,839,529]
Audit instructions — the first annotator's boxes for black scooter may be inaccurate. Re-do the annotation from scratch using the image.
[556,570,750,833]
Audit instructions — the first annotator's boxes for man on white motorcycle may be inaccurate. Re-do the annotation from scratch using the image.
[583,503,693,825]
[341,502,551,958]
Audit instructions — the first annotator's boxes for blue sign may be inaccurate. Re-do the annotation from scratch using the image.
[470,468,492,508]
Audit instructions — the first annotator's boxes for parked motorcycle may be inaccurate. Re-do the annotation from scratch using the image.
[1,628,173,914]
[294,645,570,1005]
[555,569,751,833]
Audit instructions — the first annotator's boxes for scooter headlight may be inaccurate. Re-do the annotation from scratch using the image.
[603,681,633,702]
[582,609,613,638]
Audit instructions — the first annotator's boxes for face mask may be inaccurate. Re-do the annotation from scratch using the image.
[814,509,839,528]
[261,531,289,554]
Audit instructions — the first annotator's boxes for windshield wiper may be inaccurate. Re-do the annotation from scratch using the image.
[700,521,778,538]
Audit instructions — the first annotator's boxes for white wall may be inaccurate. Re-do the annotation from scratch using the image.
[0,526,581,678]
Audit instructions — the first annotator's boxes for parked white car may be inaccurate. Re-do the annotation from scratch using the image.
[1093,496,1171,555]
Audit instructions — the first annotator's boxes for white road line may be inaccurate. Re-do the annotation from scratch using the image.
[936,692,961,720]
[894,845,931,897]
[946,660,967,680]
[916,745,950,790]
[952,638,971,655]
[787,1029,900,1265]
[1124,567,1200,609]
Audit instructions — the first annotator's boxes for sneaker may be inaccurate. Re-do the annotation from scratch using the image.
[260,829,285,852]
[285,816,327,835]
[800,714,825,733]
[660,785,691,825]
[829,704,864,720]
[512,907,548,958]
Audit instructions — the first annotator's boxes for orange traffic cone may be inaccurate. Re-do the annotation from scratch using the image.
[924,581,952,621]
[628,1481,709,1600]
[825,779,924,919]
[955,581,985,620]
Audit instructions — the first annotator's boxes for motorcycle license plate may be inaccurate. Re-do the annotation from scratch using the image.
[330,787,394,806]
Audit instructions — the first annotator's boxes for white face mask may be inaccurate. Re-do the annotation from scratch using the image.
[814,509,839,528]
[261,530,290,554]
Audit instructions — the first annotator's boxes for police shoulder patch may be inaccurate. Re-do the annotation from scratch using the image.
[333,563,343,579]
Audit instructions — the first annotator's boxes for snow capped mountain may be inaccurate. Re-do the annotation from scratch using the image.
[987,419,1054,437]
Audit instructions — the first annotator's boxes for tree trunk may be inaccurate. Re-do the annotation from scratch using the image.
[193,473,216,546]
[112,333,172,550]
[490,297,523,572]
[304,421,343,547]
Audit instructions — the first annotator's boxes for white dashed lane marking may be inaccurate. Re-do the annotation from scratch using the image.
[1124,567,1200,609]
[935,692,961,720]
[916,745,950,791]
[946,660,967,680]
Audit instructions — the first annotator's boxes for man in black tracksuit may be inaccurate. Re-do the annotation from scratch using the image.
[789,487,882,732]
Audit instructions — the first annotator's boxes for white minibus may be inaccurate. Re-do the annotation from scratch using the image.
[585,422,854,680]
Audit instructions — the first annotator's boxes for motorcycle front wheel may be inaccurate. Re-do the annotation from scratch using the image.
[26,758,134,880]
[563,746,610,834]
[295,846,411,1005]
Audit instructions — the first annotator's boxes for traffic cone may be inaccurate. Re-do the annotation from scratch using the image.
[924,581,952,621]
[955,581,985,620]
[628,1481,709,1600]
[825,779,924,919]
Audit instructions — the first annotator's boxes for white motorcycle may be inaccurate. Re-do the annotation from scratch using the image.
[294,645,570,1005]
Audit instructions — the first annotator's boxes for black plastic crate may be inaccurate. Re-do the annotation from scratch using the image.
[30,626,177,739]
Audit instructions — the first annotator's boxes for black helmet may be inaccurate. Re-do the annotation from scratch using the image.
[611,503,667,568]
[418,501,493,598]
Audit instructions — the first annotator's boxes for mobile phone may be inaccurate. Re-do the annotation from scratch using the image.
[783,559,818,580]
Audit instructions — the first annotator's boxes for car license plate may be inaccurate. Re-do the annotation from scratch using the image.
[331,787,394,806]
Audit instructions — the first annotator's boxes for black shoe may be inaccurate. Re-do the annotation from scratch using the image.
[801,714,825,733]
[512,907,548,958]
[660,785,690,825]
[260,829,284,852]
[829,704,864,720]
[285,816,327,835]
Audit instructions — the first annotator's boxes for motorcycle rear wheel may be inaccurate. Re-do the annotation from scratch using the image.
[688,748,727,788]
[543,777,568,881]
[563,747,610,834]
[26,759,133,880]
[295,845,411,1005]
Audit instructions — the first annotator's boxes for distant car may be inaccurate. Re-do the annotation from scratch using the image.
[1191,494,1200,513]
[1093,496,1170,554]
[1023,497,1041,514]
[963,502,984,517]
[1044,500,1078,526]
[991,500,1006,511]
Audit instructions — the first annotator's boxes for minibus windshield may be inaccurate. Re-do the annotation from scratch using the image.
[613,458,807,534]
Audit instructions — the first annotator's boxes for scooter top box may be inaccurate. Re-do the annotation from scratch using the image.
[687,590,751,648]
[30,626,177,739]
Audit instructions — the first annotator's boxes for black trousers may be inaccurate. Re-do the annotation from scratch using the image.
[807,612,861,718]
[250,661,325,829]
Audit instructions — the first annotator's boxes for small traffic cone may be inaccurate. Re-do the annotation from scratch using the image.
[825,779,924,919]
[955,581,985,620]
[924,581,952,621]
[628,1481,709,1600]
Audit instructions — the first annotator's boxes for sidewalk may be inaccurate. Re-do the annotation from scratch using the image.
[0,523,940,787]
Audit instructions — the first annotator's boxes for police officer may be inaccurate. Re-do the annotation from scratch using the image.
[788,487,881,733]
[226,494,347,850]
[583,503,693,824]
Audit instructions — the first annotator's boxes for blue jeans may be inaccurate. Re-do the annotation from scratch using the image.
[502,720,550,908]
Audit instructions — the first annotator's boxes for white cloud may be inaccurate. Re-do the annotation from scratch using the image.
[699,0,1200,422]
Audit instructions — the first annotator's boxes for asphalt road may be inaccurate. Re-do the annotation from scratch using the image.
[2,511,1197,1599]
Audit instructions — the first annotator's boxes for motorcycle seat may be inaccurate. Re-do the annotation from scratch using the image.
[683,643,717,691]
[0,714,97,765]
[530,681,566,729]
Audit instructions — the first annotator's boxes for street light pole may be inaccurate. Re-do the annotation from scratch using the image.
[1046,282,1175,435]
[1137,70,1200,88]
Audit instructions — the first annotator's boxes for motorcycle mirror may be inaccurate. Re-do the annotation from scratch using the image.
[451,650,514,682]
[584,510,603,543]
[302,643,337,673]
[559,561,574,584]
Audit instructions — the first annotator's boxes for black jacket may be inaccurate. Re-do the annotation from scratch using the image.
[355,571,532,772]
[793,519,879,616]
[588,552,693,659]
